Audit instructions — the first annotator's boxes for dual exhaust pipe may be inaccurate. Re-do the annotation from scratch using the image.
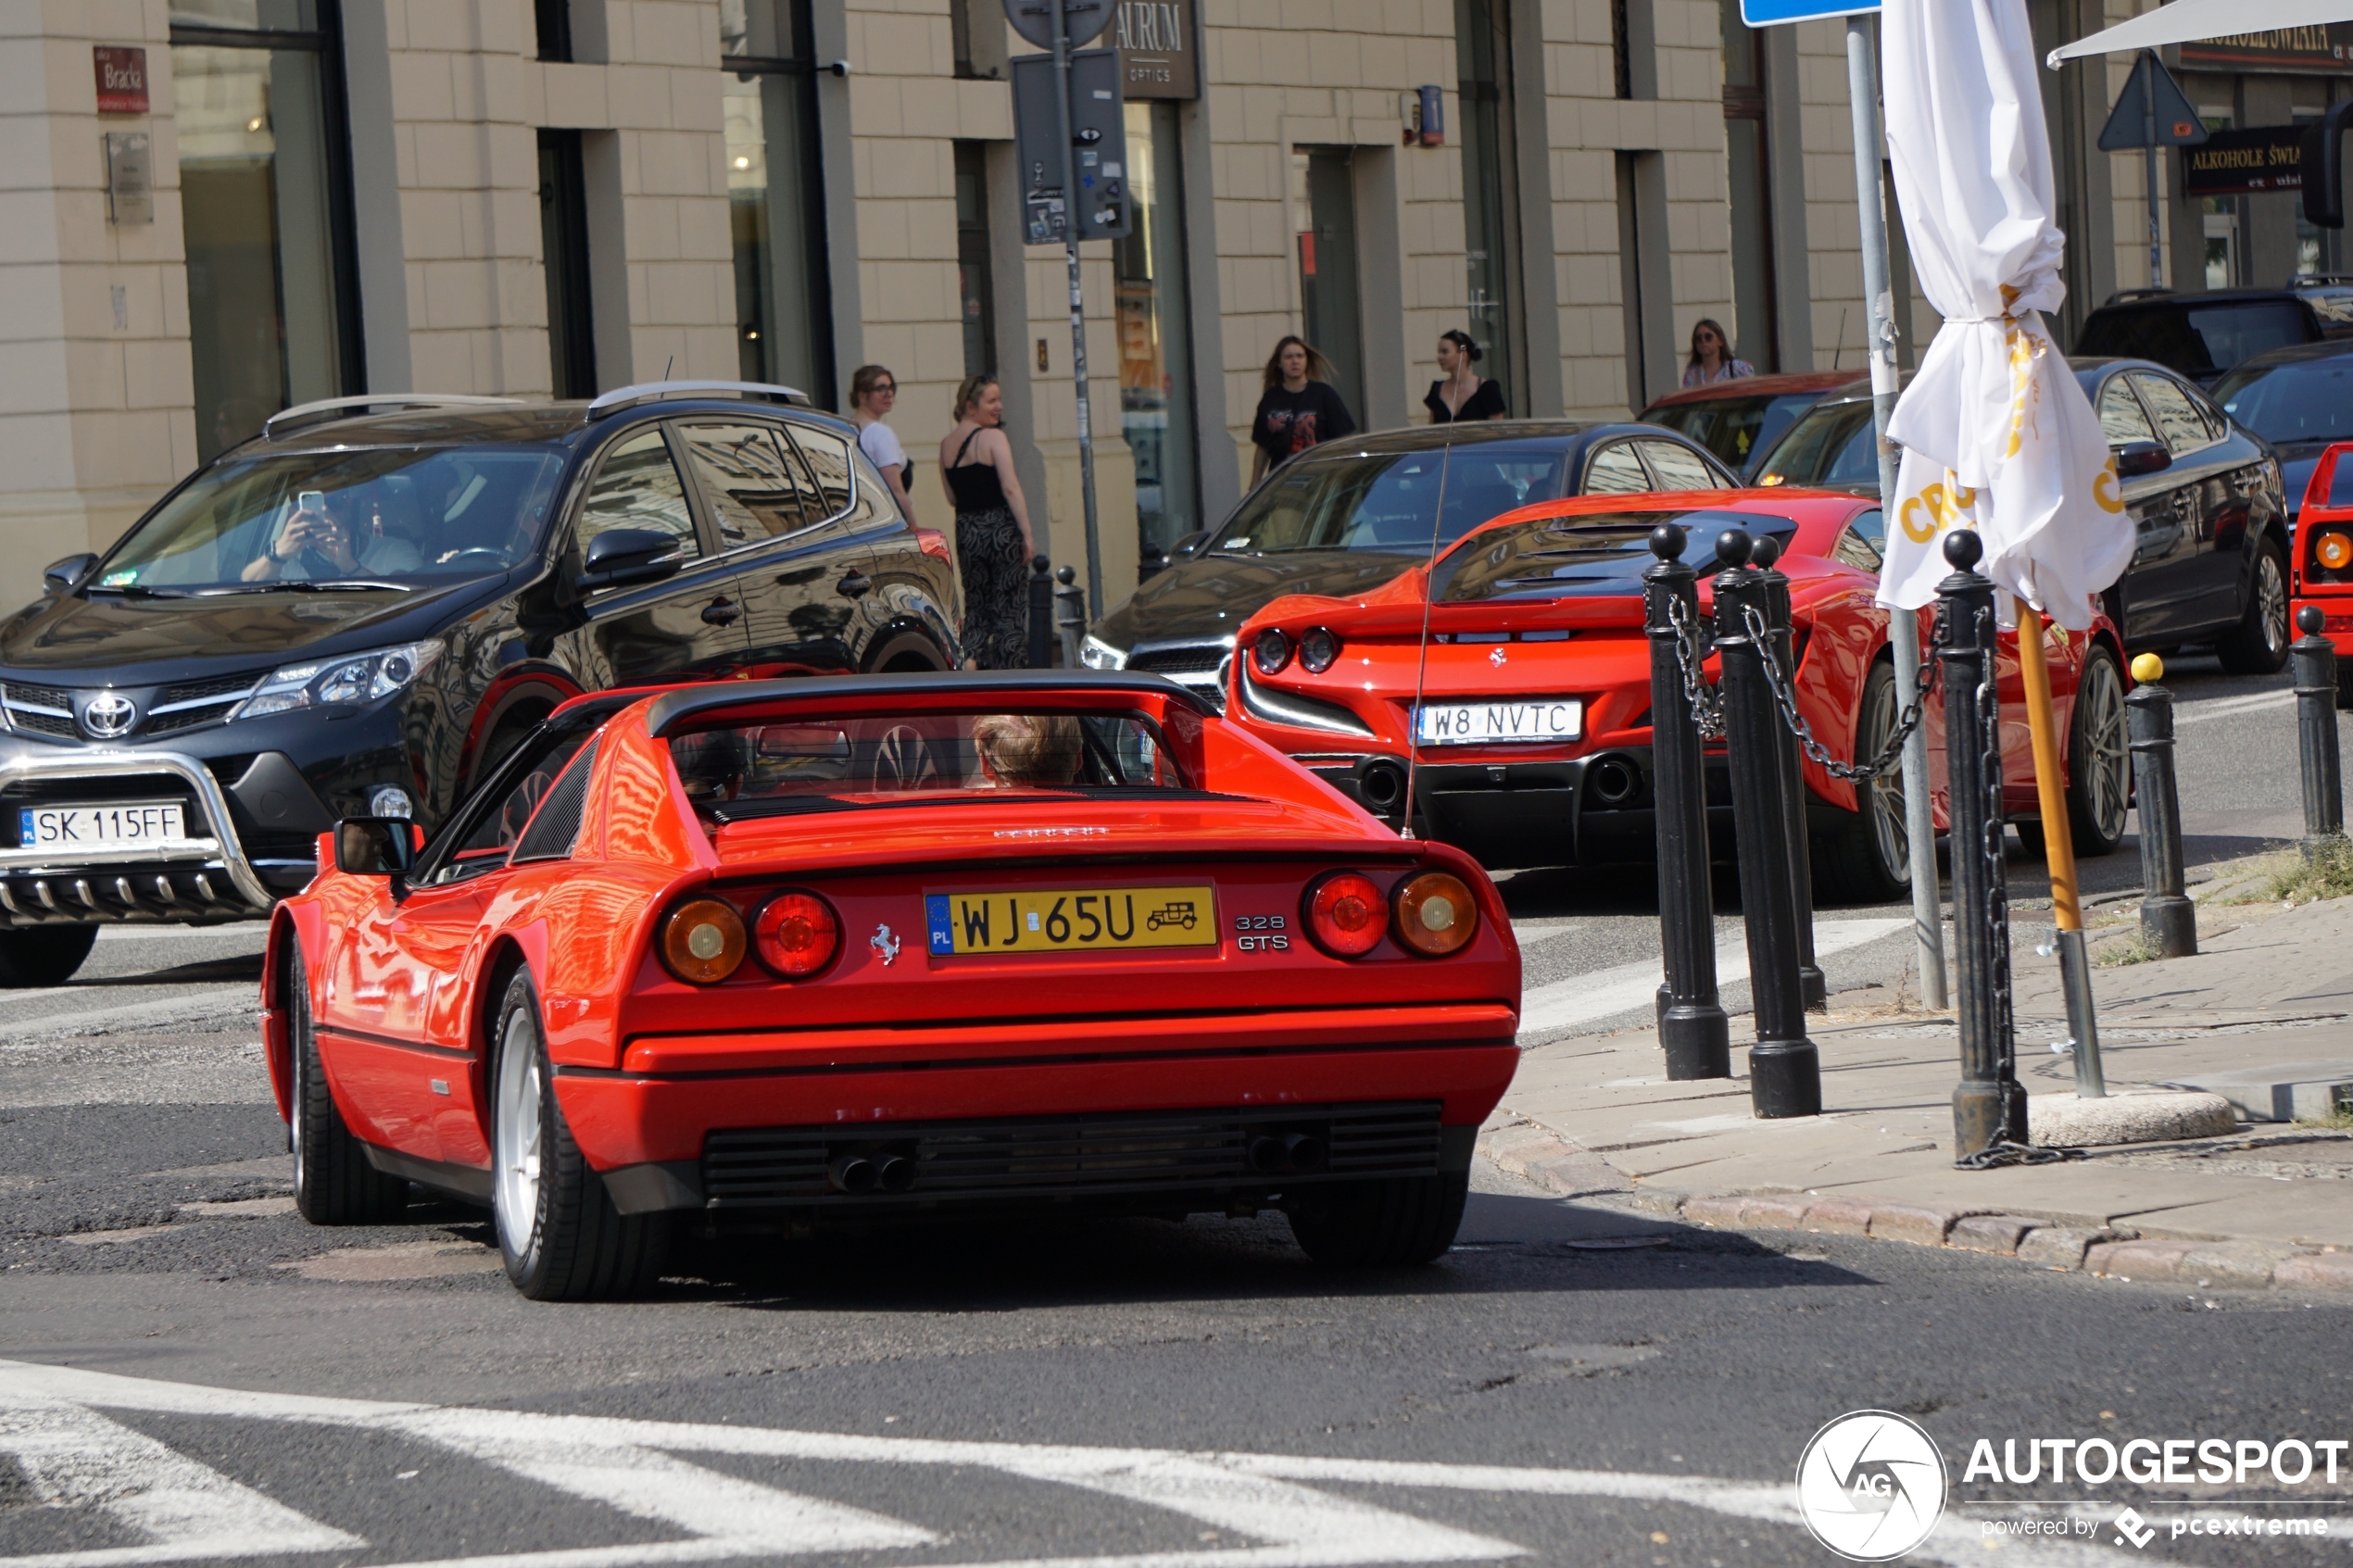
[1246,1131,1327,1176]
[828,1150,916,1195]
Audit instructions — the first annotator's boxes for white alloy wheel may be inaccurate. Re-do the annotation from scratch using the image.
[494,1005,545,1261]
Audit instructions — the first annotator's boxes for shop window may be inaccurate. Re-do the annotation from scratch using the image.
[1719,0,1778,371]
[1294,147,1365,422]
[171,0,359,462]
[955,143,998,377]
[1117,104,1200,564]
[723,0,837,407]
[1455,0,1521,410]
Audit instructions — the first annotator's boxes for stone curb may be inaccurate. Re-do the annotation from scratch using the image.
[1475,1128,2353,1294]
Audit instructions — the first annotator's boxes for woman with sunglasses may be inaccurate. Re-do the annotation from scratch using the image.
[1681,319,1755,387]
[849,364,918,521]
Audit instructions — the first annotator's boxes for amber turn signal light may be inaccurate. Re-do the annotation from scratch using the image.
[754,889,840,978]
[1304,871,1387,957]
[2319,532,2353,571]
[1392,871,1478,957]
[661,897,747,984]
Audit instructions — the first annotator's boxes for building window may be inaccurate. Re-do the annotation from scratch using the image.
[537,130,596,398]
[955,144,998,377]
[1294,147,1365,421]
[1719,0,1777,371]
[951,0,1007,80]
[535,0,572,61]
[723,0,837,407]
[171,0,359,462]
[1456,0,1520,412]
[1116,102,1200,564]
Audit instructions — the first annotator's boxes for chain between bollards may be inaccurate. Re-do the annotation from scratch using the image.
[1027,555,1056,670]
[1711,530,1821,1119]
[1748,536,1826,1012]
[2294,605,2346,862]
[1936,532,2027,1158]
[1644,524,1731,1080]
[2125,654,2196,958]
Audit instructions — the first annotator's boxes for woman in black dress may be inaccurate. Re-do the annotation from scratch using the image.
[1425,330,1506,422]
[937,375,1036,669]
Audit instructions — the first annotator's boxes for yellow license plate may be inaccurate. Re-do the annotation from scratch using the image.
[925,886,1217,955]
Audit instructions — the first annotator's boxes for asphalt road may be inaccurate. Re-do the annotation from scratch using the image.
[3,656,2345,1567]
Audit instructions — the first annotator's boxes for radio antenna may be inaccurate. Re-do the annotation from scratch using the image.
[1397,445,1453,842]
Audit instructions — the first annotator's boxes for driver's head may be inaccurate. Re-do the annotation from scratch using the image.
[972,713,1082,787]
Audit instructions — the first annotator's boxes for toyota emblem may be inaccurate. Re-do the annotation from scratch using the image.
[80,691,137,739]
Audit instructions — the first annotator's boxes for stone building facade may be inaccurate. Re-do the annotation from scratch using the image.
[0,0,2280,612]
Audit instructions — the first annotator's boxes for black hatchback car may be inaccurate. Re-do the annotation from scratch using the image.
[1755,358,2290,671]
[0,383,960,985]
[1084,420,1739,708]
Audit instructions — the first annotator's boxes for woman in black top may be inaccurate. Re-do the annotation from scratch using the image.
[937,375,1036,669]
[1250,336,1357,483]
[1425,329,1506,422]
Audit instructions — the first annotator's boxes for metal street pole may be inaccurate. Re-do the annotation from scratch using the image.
[2143,52,2163,289]
[1846,16,1945,1010]
[1050,0,1107,617]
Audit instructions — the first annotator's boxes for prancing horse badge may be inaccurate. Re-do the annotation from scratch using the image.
[870,923,901,966]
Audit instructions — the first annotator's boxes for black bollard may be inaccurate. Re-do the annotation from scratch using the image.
[2124,654,2196,958]
[1028,555,1055,670]
[2293,605,2345,862]
[1712,530,1822,1118]
[1936,531,2027,1157]
[1643,524,1731,1080]
[1748,535,1828,1011]
[1053,566,1087,671]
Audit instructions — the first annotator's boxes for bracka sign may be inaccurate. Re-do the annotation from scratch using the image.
[92,46,147,115]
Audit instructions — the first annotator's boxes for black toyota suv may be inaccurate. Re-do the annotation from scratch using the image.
[2075,278,2353,386]
[0,383,961,985]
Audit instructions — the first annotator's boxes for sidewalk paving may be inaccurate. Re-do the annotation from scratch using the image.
[1486,871,2353,1294]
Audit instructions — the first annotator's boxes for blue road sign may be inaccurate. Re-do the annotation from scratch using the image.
[1741,0,1878,22]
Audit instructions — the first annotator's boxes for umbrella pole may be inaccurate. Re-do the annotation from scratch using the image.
[2013,595,2107,1098]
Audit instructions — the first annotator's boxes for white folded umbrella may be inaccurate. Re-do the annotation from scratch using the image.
[2047,0,2353,66]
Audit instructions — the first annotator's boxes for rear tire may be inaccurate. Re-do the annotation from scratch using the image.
[2068,644,2131,857]
[1817,659,1911,906]
[491,969,668,1300]
[2216,540,2290,674]
[287,936,410,1225]
[1287,1173,1468,1266]
[0,926,97,987]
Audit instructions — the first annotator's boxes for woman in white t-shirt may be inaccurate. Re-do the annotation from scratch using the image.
[849,364,917,521]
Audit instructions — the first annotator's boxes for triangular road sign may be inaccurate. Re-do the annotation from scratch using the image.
[2099,51,2208,151]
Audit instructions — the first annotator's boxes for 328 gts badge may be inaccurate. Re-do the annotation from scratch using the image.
[1233,913,1290,952]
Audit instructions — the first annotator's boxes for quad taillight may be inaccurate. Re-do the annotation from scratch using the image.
[660,888,841,984]
[1302,869,1478,959]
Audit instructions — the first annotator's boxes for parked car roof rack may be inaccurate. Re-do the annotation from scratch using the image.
[2100,287,2176,305]
[2290,273,2353,286]
[263,394,527,440]
[585,381,812,418]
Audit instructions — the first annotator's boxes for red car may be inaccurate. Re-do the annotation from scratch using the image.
[263,672,1521,1298]
[1226,491,2132,903]
[2289,439,2353,704]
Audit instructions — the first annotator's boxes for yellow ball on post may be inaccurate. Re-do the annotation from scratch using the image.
[2130,652,2164,684]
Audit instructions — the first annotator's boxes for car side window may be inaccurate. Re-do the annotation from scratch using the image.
[1832,510,1884,571]
[1637,439,1724,490]
[781,426,858,521]
[430,732,593,884]
[677,422,820,546]
[2131,371,2215,456]
[2096,377,2159,447]
[575,428,700,564]
[1582,441,1653,495]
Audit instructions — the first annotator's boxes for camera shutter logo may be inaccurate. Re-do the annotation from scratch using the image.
[81,691,137,739]
[1794,1410,1948,1562]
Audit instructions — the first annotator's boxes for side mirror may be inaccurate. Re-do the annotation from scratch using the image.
[1171,530,1210,559]
[334,817,418,878]
[43,554,97,594]
[576,527,684,591]
[2115,440,2172,480]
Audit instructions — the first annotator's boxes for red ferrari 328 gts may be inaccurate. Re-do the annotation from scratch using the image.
[263,672,1520,1298]
[1227,490,2133,903]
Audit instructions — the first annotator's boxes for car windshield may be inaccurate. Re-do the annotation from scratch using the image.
[668,709,1194,821]
[1753,401,1880,488]
[92,447,568,593]
[2077,301,2309,379]
[1212,441,1569,556]
[1643,392,1822,476]
[1432,509,1798,602]
[2211,355,2353,445]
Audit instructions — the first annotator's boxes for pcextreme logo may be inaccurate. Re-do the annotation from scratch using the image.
[1794,1410,1950,1562]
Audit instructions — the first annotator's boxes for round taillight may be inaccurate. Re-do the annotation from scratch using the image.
[1300,626,1341,673]
[1392,872,1478,957]
[1252,627,1294,676]
[2321,532,2353,571]
[754,890,840,978]
[1304,871,1387,957]
[661,897,747,984]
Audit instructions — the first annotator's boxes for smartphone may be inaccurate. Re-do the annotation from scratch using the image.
[298,490,326,512]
